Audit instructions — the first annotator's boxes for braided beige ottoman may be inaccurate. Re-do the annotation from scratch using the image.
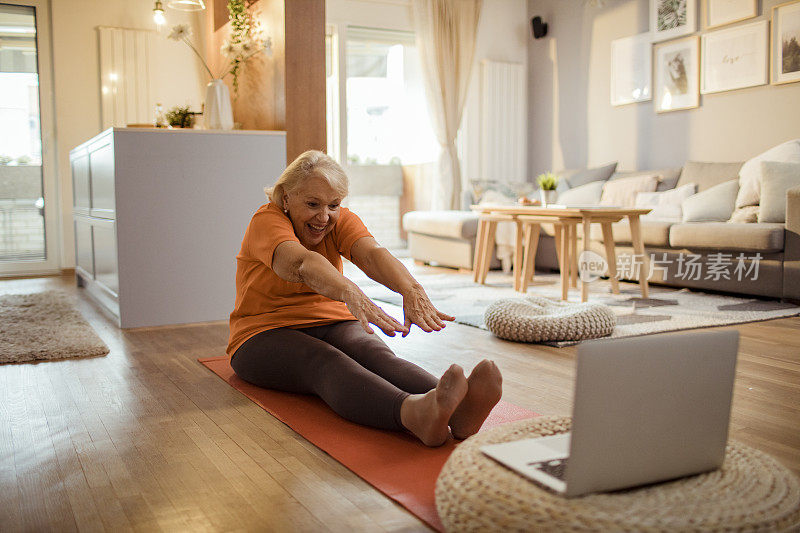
[436,416,800,532]
[484,296,615,343]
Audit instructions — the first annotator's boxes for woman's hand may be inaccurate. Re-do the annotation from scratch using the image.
[402,283,455,337]
[343,287,409,337]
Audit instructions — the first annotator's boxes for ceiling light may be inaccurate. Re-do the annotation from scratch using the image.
[153,0,166,27]
[167,0,206,12]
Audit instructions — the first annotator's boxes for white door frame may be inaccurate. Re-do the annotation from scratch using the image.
[0,0,61,277]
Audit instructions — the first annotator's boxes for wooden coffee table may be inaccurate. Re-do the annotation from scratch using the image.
[471,205,652,302]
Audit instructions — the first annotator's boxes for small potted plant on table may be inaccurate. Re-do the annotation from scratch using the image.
[537,172,560,206]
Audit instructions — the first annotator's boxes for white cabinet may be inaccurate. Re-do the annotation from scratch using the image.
[70,127,287,328]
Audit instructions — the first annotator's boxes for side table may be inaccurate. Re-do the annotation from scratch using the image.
[436,416,800,532]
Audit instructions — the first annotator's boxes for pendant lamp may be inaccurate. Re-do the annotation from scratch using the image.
[167,0,206,11]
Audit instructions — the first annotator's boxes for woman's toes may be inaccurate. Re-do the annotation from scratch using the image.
[403,365,468,447]
[449,360,503,440]
[436,365,468,415]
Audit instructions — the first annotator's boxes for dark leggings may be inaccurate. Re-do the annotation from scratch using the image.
[230,320,439,431]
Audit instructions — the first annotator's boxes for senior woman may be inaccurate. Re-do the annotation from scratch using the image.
[227,150,502,447]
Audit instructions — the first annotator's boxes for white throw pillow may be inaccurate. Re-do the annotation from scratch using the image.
[557,180,604,206]
[735,139,800,208]
[635,183,697,222]
[758,161,800,223]
[682,179,739,222]
[599,174,659,207]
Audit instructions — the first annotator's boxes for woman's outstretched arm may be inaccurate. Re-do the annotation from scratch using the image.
[272,240,407,336]
[350,237,455,336]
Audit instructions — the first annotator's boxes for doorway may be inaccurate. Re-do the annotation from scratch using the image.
[0,0,59,277]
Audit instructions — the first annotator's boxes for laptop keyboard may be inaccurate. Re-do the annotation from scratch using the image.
[528,458,568,480]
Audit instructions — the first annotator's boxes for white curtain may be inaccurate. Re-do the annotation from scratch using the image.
[412,0,482,210]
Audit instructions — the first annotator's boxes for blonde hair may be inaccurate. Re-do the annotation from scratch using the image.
[265,150,349,205]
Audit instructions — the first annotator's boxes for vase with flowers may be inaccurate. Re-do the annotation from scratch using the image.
[167,1,272,130]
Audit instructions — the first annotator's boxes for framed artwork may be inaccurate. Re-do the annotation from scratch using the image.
[611,32,653,106]
[701,19,768,94]
[703,0,757,29]
[771,0,800,85]
[651,0,697,42]
[654,36,700,112]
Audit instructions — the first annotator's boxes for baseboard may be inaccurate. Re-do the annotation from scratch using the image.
[0,269,62,280]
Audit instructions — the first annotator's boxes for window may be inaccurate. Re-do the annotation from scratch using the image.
[325,25,340,161]
[0,4,45,263]
[326,25,438,249]
[343,26,437,166]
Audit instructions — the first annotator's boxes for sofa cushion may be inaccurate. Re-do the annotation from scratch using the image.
[728,205,759,223]
[589,220,673,247]
[556,180,604,205]
[557,162,618,189]
[600,174,659,207]
[669,222,785,252]
[635,183,697,222]
[681,179,739,222]
[402,211,479,240]
[736,139,800,208]
[611,167,683,191]
[758,161,800,223]
[677,161,743,192]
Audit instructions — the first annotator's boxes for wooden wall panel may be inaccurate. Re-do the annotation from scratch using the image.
[284,0,326,163]
[207,0,286,132]
[213,0,228,31]
[206,0,327,163]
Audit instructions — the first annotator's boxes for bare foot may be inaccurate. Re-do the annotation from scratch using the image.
[401,364,468,447]
[449,360,503,440]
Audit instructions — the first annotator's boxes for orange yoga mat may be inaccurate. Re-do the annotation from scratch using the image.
[199,356,537,531]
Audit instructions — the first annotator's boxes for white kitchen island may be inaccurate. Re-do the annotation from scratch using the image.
[70,128,286,328]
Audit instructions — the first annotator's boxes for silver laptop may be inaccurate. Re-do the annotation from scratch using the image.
[482,330,739,497]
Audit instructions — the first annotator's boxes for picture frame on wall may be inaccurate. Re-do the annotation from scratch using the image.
[654,35,700,112]
[771,0,800,85]
[703,0,757,29]
[611,32,653,106]
[651,0,697,42]
[701,19,769,94]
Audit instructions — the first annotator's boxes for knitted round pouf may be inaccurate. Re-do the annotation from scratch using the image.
[484,296,615,342]
[436,416,800,532]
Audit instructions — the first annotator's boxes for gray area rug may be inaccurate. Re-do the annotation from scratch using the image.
[349,267,800,346]
[0,291,110,364]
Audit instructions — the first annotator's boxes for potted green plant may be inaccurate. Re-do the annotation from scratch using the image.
[165,105,195,128]
[536,172,560,206]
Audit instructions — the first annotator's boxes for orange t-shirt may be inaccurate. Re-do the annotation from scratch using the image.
[226,202,372,356]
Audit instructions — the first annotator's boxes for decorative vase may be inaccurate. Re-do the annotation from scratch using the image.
[204,79,234,130]
[540,189,558,206]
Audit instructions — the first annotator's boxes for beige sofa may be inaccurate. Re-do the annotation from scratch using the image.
[402,162,800,300]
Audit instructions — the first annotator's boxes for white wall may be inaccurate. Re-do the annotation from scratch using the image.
[51,0,206,268]
[526,0,800,177]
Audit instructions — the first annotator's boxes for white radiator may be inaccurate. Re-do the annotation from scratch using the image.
[479,60,526,182]
[98,27,154,129]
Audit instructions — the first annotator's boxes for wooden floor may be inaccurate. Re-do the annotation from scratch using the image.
[1,268,799,532]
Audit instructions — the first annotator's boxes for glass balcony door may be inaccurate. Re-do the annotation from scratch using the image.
[0,0,59,276]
